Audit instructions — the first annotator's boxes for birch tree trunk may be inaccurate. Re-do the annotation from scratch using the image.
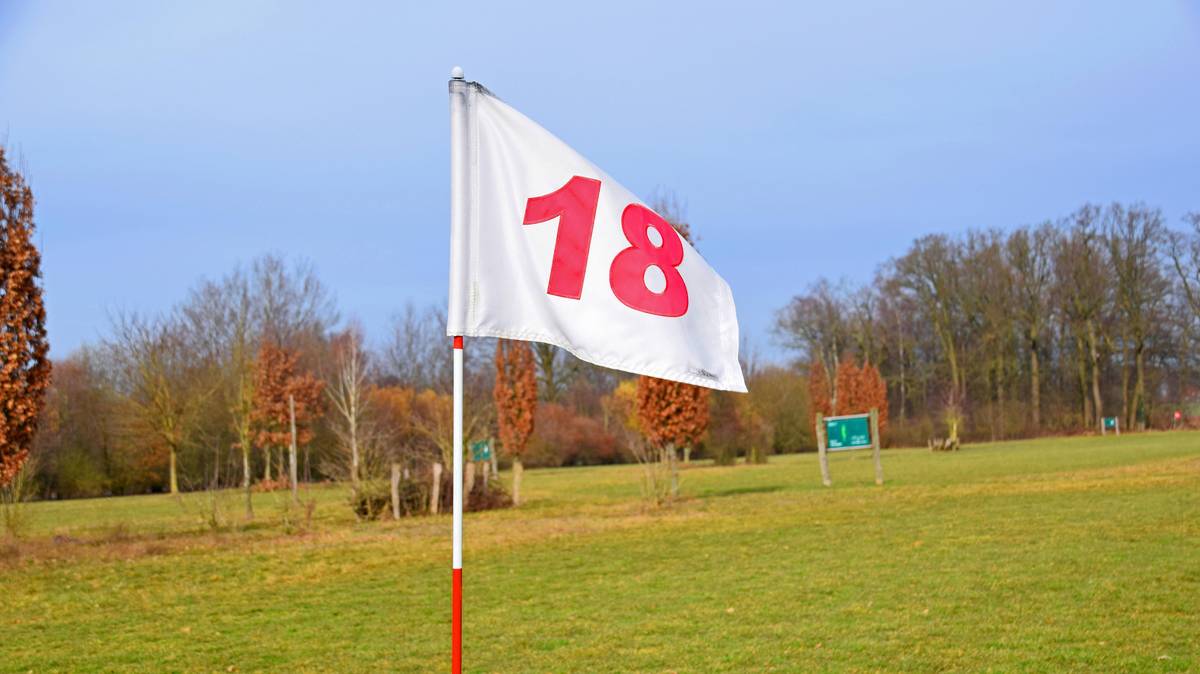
[288,395,299,505]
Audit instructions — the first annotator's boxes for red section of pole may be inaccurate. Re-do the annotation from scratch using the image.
[453,335,464,350]
[452,567,463,673]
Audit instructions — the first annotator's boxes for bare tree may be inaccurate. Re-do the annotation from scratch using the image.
[251,254,338,349]
[775,279,851,408]
[1055,205,1109,431]
[1007,222,1056,431]
[893,234,965,439]
[106,312,215,495]
[326,326,370,500]
[1105,203,1167,430]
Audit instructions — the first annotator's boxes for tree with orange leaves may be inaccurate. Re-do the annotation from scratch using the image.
[494,339,536,505]
[251,342,323,484]
[636,376,709,499]
[809,360,832,418]
[830,356,889,438]
[0,149,50,488]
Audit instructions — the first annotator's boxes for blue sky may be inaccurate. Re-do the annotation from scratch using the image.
[1,1,1198,360]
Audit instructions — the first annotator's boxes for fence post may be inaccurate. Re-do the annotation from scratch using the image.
[816,413,831,487]
[391,462,402,520]
[430,462,443,514]
[870,407,883,486]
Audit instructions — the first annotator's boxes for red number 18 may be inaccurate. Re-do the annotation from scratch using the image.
[522,176,689,317]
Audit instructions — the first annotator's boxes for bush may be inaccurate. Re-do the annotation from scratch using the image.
[351,469,513,520]
[526,404,620,467]
[435,471,512,513]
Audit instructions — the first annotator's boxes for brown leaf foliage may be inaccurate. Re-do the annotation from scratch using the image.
[809,360,832,418]
[831,356,889,434]
[635,376,710,449]
[0,149,51,487]
[250,342,323,451]
[493,340,537,458]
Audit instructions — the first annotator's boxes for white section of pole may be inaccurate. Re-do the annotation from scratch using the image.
[447,68,469,334]
[452,341,464,569]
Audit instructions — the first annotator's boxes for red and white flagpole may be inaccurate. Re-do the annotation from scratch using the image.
[451,334,464,673]
[448,65,468,674]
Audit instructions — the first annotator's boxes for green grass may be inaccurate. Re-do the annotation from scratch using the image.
[2,432,1199,673]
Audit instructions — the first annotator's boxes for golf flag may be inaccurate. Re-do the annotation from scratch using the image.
[447,80,746,392]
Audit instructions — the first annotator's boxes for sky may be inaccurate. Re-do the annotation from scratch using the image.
[1,1,1198,361]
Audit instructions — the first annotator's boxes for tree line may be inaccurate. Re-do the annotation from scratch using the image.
[18,148,1197,509]
[776,202,1200,445]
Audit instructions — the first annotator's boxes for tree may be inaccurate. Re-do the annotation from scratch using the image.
[833,358,888,436]
[1007,223,1055,431]
[107,313,213,495]
[532,343,576,403]
[1053,206,1109,430]
[777,280,849,408]
[326,327,370,500]
[0,148,50,488]
[636,376,709,499]
[370,385,425,468]
[893,234,965,440]
[179,270,258,515]
[1105,203,1167,430]
[251,342,323,484]
[746,365,812,452]
[494,339,536,505]
[1168,212,1200,317]
[808,361,832,418]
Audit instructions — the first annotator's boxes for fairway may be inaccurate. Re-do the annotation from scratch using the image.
[3,433,1199,673]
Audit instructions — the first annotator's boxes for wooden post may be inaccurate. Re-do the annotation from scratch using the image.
[391,462,402,520]
[288,394,299,505]
[430,462,443,514]
[1115,417,1121,436]
[870,407,884,486]
[816,413,831,487]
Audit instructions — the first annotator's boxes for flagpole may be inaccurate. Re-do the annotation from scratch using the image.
[448,65,468,674]
[451,334,464,674]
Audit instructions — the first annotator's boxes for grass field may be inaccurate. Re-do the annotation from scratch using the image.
[2,432,1199,673]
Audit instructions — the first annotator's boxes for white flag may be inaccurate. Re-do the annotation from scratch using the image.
[447,81,746,392]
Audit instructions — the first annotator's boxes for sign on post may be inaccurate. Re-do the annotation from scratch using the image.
[1102,417,1120,436]
[825,414,872,451]
[470,439,492,462]
[815,410,883,487]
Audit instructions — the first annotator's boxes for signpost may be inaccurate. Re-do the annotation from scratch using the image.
[815,409,883,487]
[1102,416,1120,436]
[470,439,492,462]
[826,415,872,450]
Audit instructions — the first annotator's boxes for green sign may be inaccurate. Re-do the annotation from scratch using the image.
[1103,417,1118,430]
[470,439,492,462]
[825,415,872,451]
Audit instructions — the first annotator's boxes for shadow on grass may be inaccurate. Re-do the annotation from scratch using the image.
[698,485,786,499]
